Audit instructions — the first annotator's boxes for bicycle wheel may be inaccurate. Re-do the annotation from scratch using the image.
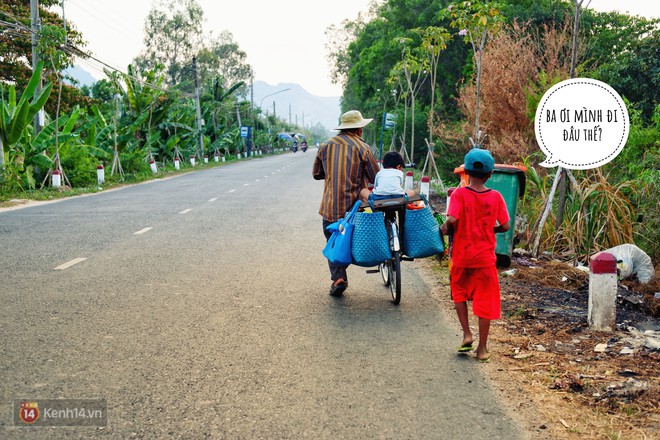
[389,251,401,304]
[379,262,390,286]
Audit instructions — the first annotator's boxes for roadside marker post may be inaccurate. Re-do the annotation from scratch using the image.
[420,176,430,198]
[97,165,105,185]
[52,169,61,188]
[588,251,618,331]
[405,171,414,190]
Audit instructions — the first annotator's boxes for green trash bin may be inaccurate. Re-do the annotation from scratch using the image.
[485,164,526,267]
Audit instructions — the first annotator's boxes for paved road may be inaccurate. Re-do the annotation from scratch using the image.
[0,151,524,439]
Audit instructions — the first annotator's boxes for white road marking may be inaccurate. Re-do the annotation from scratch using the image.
[255,179,260,182]
[134,227,153,235]
[228,189,236,193]
[208,198,218,202]
[54,258,87,270]
[243,183,249,186]
[179,208,193,214]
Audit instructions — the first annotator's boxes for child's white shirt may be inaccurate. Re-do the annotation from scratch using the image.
[372,168,405,195]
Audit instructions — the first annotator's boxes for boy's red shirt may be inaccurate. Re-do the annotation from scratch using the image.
[447,187,510,268]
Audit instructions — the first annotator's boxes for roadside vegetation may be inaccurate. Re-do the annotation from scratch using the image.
[1,0,658,263]
[0,0,320,203]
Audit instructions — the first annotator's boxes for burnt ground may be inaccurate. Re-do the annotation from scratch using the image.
[423,254,659,440]
[495,258,659,440]
[425,192,659,440]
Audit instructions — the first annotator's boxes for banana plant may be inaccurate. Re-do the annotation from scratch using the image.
[0,61,53,172]
[108,65,171,159]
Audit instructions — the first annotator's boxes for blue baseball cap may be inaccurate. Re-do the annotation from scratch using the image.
[464,148,494,173]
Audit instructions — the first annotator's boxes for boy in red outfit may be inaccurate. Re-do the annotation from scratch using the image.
[440,148,510,362]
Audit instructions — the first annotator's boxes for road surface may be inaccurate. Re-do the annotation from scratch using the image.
[0,151,524,439]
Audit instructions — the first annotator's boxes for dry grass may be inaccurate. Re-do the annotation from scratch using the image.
[445,19,576,163]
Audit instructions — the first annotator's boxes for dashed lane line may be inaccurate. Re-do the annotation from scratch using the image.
[208,198,218,202]
[134,227,153,235]
[54,258,87,270]
[179,208,193,214]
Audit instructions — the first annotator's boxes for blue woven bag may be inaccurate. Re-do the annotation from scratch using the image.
[323,201,361,266]
[351,211,391,267]
[403,205,445,258]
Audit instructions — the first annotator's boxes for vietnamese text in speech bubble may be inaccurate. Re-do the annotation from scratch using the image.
[534,78,629,170]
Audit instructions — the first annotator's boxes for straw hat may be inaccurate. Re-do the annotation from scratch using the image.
[335,110,373,130]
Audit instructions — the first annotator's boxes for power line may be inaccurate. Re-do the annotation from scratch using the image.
[1,8,206,100]
[64,0,142,45]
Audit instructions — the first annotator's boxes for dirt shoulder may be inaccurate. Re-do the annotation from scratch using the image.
[418,257,659,440]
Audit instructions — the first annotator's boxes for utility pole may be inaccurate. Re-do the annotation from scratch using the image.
[30,0,42,135]
[193,56,204,158]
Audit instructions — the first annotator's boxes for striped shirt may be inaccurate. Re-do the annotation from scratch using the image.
[313,131,379,221]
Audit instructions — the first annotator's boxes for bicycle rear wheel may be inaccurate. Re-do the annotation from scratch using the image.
[389,251,401,304]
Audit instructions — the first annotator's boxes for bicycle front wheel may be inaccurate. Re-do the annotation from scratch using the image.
[389,251,401,305]
[379,262,390,286]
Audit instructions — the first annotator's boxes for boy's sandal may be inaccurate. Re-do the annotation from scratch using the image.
[457,343,474,353]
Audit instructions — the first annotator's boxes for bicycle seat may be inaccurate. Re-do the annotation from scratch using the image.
[360,194,423,211]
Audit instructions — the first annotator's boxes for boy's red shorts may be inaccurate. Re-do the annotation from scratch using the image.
[450,265,501,320]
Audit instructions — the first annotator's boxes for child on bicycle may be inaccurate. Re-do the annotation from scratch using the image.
[359,151,416,202]
[439,148,510,363]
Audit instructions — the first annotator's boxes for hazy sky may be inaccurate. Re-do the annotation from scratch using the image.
[57,0,659,97]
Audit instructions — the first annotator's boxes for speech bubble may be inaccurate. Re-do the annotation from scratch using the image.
[534,78,629,170]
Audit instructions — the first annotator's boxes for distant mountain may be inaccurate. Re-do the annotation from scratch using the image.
[252,81,340,132]
[62,65,342,132]
[63,64,97,87]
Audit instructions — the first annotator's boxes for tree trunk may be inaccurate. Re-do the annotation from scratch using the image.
[532,167,563,257]
[569,0,582,79]
[0,135,5,172]
[474,49,483,143]
[410,94,415,164]
[556,169,567,227]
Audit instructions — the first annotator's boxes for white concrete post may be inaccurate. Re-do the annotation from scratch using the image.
[190,155,196,166]
[446,187,456,215]
[52,169,61,188]
[149,160,158,173]
[405,171,414,190]
[221,156,226,162]
[174,158,180,170]
[204,155,209,164]
[96,165,104,185]
[214,154,219,163]
[420,176,430,198]
[588,251,618,331]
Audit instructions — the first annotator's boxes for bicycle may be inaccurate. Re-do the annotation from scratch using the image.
[360,193,423,304]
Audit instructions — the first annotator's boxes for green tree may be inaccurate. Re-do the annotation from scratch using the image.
[197,31,253,93]
[583,11,659,121]
[90,79,118,103]
[0,0,83,87]
[134,0,205,87]
[441,0,506,146]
